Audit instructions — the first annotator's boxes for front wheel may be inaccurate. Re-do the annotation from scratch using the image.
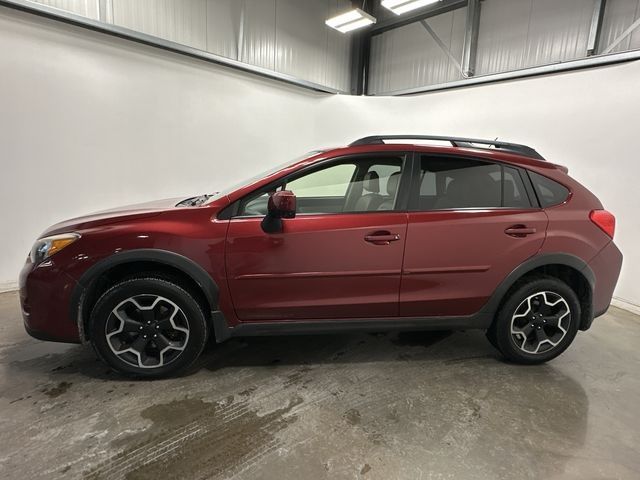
[488,276,580,364]
[89,277,209,378]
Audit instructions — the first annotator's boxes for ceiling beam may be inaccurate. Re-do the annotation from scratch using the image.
[587,0,607,56]
[350,0,376,95]
[461,0,480,77]
[370,0,468,36]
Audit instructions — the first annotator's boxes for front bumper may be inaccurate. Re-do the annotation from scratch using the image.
[19,258,82,343]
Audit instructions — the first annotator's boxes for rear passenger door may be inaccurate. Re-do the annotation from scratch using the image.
[400,154,548,317]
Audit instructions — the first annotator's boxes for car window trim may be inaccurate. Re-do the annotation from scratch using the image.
[226,152,413,219]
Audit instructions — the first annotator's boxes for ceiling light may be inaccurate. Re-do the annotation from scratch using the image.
[325,8,376,34]
[381,0,441,16]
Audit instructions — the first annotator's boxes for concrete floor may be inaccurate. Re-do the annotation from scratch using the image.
[0,291,639,480]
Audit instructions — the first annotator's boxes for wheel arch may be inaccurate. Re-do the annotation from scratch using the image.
[71,249,219,341]
[483,253,595,331]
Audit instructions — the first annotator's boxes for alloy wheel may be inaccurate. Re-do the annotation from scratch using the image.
[105,294,190,369]
[510,291,571,354]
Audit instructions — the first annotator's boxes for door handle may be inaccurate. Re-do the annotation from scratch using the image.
[505,225,537,237]
[364,232,401,245]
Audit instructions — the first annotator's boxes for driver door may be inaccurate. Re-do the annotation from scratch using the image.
[225,153,410,321]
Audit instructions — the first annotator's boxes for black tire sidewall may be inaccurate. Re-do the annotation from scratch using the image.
[494,277,580,364]
[90,278,208,378]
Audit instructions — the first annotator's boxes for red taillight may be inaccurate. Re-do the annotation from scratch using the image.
[590,210,616,238]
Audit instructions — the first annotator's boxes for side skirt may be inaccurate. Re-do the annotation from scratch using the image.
[210,310,494,343]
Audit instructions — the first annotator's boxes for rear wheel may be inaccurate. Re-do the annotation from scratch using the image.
[488,276,580,364]
[89,277,208,378]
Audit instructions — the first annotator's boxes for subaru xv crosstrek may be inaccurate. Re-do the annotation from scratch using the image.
[19,135,623,378]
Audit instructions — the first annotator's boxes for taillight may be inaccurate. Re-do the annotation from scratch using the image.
[590,210,615,238]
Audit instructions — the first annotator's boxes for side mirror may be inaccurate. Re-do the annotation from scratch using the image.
[261,190,296,234]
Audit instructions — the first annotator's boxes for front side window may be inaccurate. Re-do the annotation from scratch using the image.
[286,164,356,199]
[417,156,532,210]
[237,156,404,216]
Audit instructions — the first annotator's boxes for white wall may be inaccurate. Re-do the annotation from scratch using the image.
[1,6,639,309]
[0,6,323,290]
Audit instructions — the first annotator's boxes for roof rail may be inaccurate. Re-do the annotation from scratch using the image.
[349,135,545,160]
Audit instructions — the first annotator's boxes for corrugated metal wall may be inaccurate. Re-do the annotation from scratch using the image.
[32,0,99,19]
[112,0,208,50]
[476,0,594,75]
[600,0,640,53]
[369,8,468,94]
[29,0,352,92]
[369,0,640,95]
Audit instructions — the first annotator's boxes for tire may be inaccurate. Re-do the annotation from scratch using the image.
[489,276,580,364]
[89,277,209,378]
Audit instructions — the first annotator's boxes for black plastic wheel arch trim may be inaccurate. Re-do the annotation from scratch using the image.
[70,249,220,339]
[477,252,595,330]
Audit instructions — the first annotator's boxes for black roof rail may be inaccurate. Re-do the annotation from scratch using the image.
[349,135,545,160]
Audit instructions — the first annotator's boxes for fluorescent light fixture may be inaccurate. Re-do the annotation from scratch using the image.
[382,0,441,16]
[325,8,376,33]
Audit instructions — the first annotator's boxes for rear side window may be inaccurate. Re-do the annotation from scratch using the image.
[417,156,532,210]
[529,171,570,207]
[503,166,530,208]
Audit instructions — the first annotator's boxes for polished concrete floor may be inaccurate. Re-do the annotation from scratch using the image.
[0,291,639,480]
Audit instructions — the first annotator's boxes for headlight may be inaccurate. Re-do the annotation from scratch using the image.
[30,233,81,264]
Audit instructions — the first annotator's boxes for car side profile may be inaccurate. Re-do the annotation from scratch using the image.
[19,135,623,378]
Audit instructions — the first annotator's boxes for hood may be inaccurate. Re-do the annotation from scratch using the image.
[41,197,186,237]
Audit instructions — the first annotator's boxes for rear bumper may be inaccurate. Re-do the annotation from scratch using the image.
[585,240,623,325]
[19,258,82,343]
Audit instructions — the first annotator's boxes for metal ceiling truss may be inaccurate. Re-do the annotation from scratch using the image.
[351,0,471,94]
[419,19,463,74]
[602,15,640,55]
[417,0,481,80]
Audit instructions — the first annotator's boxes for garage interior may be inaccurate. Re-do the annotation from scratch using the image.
[1,0,639,478]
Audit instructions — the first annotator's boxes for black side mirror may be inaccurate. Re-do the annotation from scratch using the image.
[261,190,296,234]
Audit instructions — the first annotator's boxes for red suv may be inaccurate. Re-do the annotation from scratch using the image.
[19,136,622,377]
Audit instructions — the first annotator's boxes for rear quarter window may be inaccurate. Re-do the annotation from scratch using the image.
[529,171,570,207]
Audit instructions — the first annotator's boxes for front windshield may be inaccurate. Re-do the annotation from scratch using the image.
[205,150,325,203]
